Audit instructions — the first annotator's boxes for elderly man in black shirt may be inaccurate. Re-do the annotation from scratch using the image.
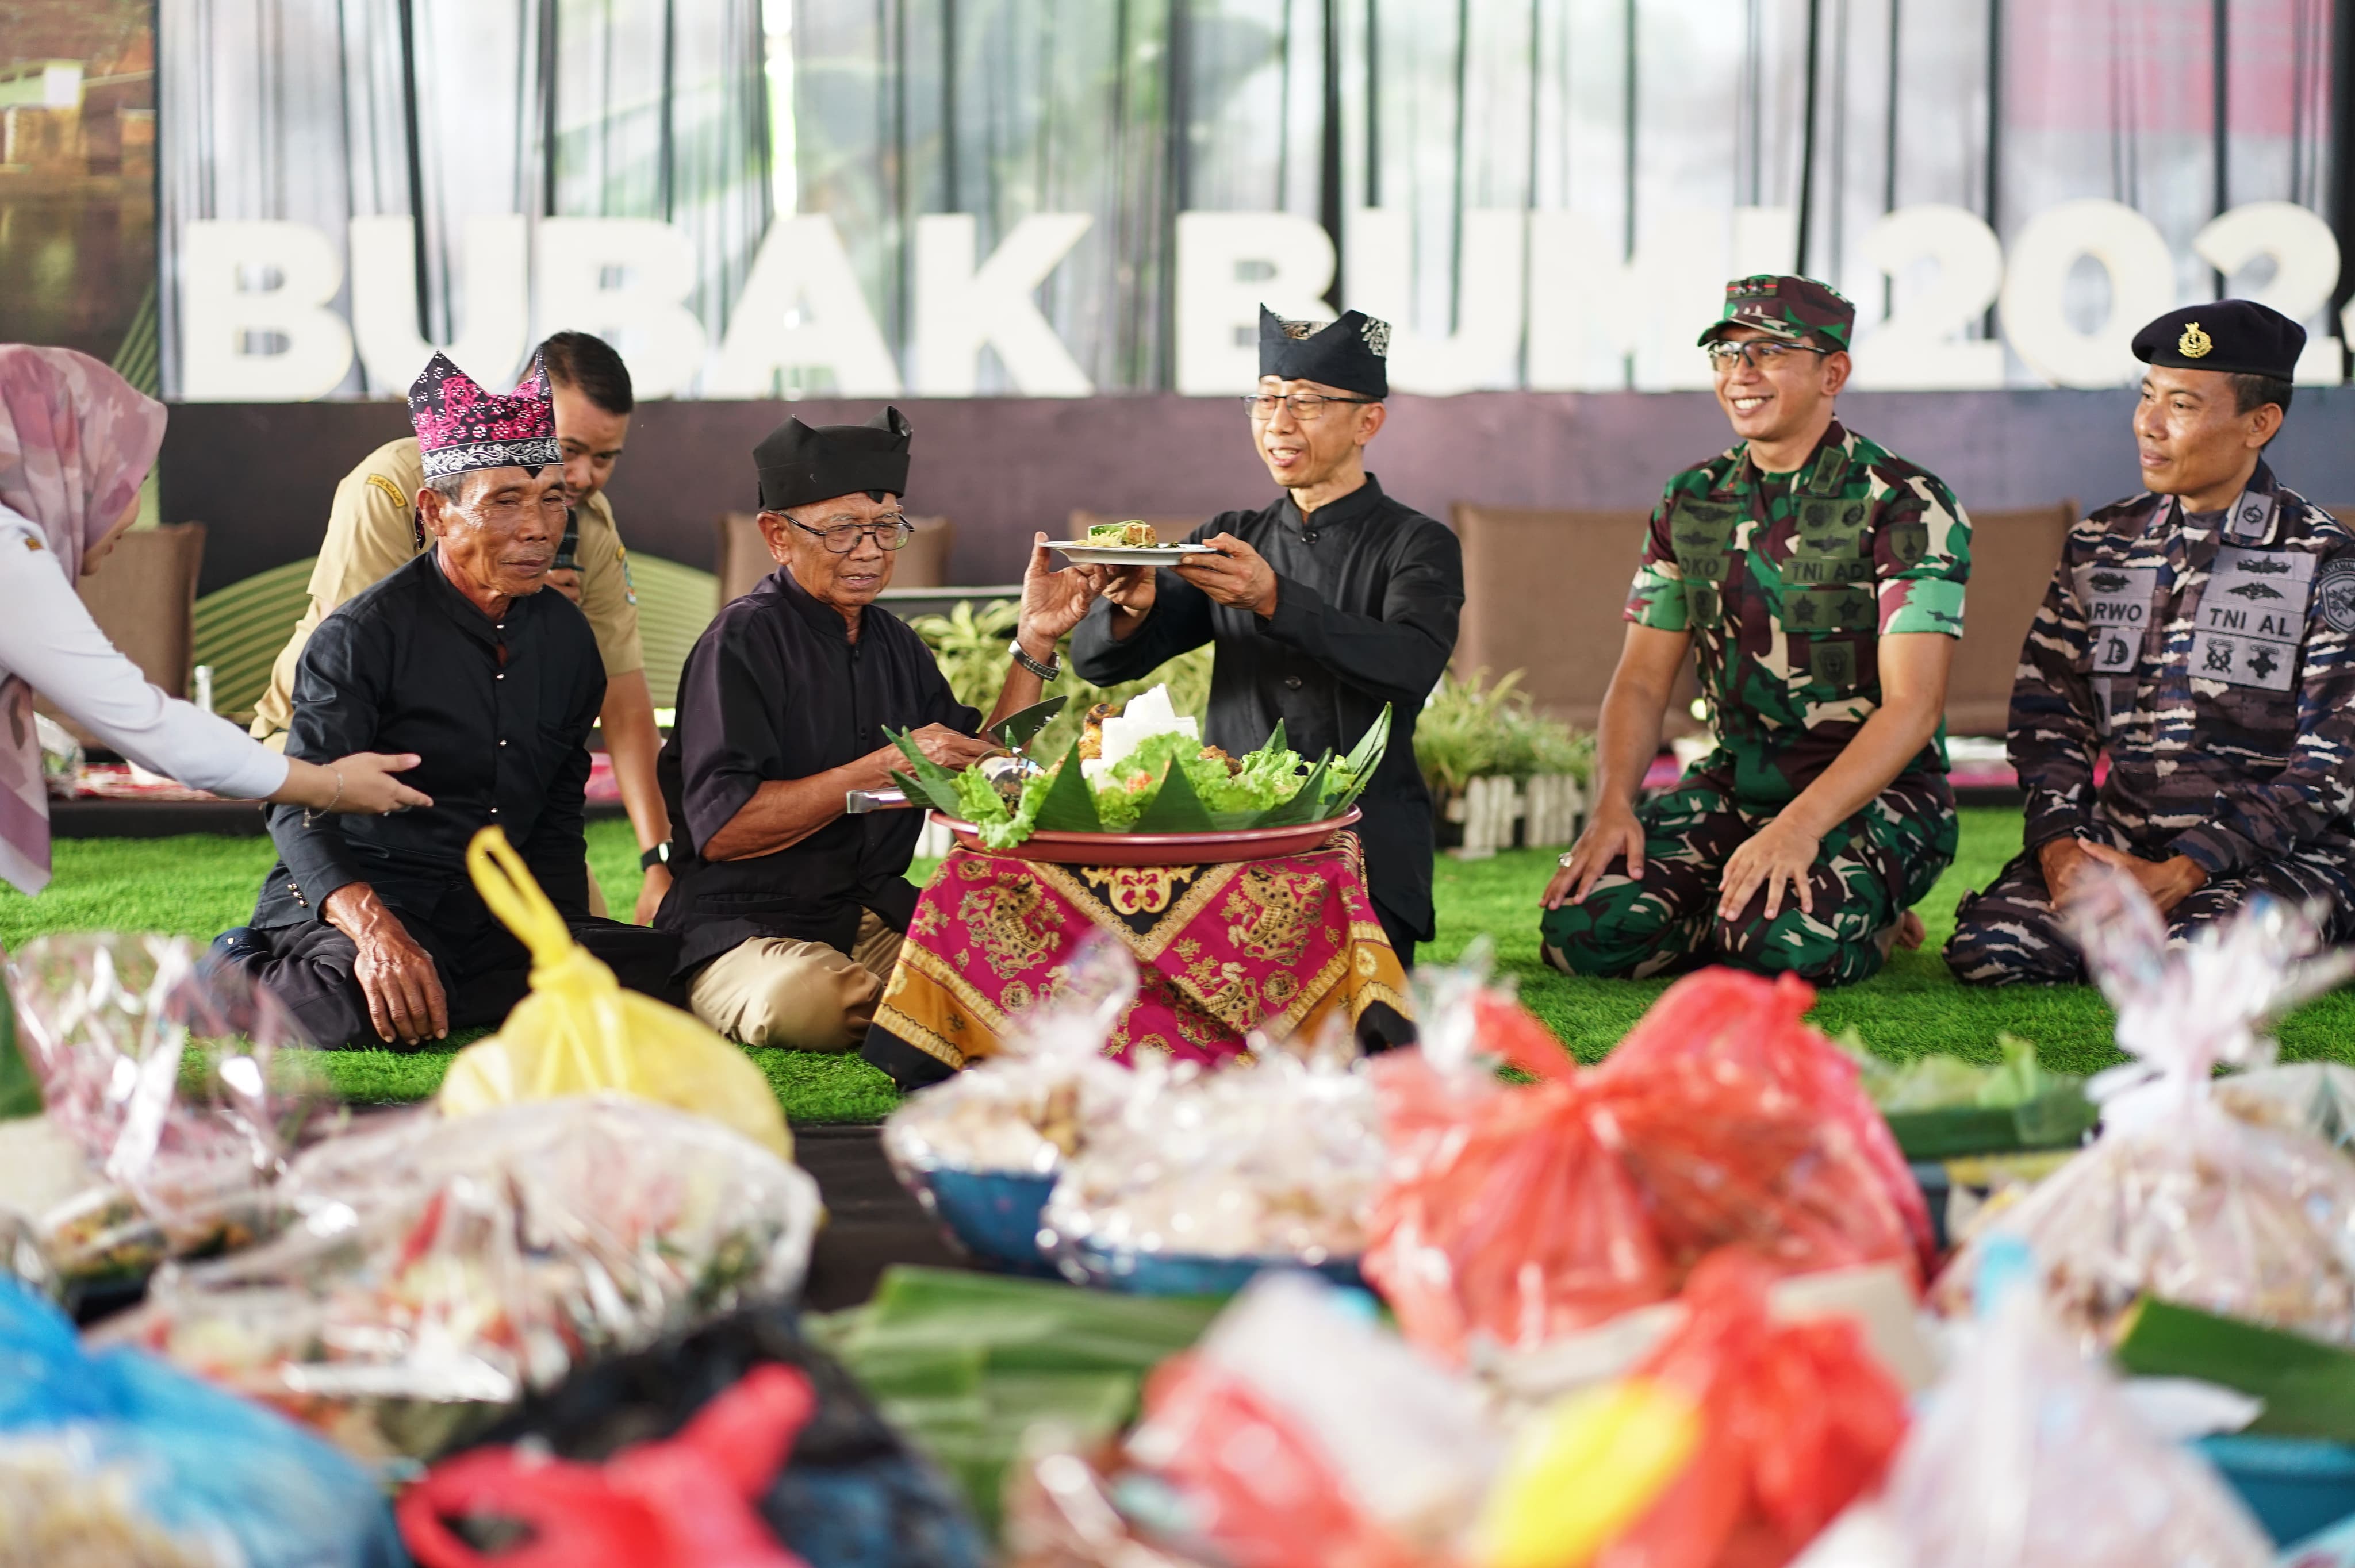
[213,352,678,1047]
[654,407,1099,1060]
[1071,306,1464,963]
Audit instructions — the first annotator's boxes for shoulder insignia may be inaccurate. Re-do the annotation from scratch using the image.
[22,536,41,552]
[366,473,411,510]
[2317,560,2355,632]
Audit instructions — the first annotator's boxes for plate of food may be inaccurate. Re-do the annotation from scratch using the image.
[887,685,1388,865]
[1044,520,1219,567]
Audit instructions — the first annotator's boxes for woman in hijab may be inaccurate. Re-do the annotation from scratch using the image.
[0,347,427,896]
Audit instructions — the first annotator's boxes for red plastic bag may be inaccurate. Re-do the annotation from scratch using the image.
[398,1364,815,1568]
[1364,1002,1669,1361]
[1364,972,1920,1365]
[1594,970,1934,1276]
[1132,1355,1426,1568]
[1597,1251,1909,1568]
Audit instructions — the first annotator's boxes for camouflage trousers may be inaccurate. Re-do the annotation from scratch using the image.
[1540,768,1958,989]
[1943,825,2355,986]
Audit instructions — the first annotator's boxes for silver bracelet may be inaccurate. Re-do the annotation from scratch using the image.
[304,766,345,827]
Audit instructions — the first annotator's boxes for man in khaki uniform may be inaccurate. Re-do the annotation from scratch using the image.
[252,332,674,922]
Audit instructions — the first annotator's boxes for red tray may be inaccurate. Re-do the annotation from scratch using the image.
[933,807,1361,866]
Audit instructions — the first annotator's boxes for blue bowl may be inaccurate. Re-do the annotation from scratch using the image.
[1071,1246,1366,1297]
[918,1167,1059,1276]
[2196,1434,2355,1546]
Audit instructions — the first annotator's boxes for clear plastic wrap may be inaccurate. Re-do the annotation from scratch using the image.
[1885,1242,2273,1567]
[1363,959,1917,1364]
[883,936,1141,1179]
[0,1276,404,1568]
[95,1095,823,1461]
[2215,1061,2355,1152]
[3,932,336,1283]
[1932,868,2355,1348]
[1037,1017,1385,1282]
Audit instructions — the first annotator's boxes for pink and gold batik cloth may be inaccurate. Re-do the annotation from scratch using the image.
[873,832,1409,1072]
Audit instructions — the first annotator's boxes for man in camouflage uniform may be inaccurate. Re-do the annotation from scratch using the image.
[1542,274,1970,986]
[1946,301,2355,984]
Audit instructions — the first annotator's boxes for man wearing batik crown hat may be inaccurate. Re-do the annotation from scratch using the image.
[210,352,680,1049]
[1071,305,1463,967]
[654,406,1104,1072]
[1542,274,1973,986]
[1947,299,2355,984]
[248,333,670,924]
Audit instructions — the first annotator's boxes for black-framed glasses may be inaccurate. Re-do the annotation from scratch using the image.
[1705,340,1830,371]
[791,517,915,553]
[1240,393,1379,422]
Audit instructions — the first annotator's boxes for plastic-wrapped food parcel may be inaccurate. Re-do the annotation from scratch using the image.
[885,936,1386,1285]
[1362,957,1928,1364]
[0,932,337,1290]
[96,1095,823,1460]
[1932,864,2355,1348]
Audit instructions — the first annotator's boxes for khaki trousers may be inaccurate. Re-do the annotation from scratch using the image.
[688,912,903,1052]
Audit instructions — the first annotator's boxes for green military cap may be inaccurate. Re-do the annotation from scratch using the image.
[1698,274,1856,353]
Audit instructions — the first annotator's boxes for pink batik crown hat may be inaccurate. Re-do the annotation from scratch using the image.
[407,351,562,479]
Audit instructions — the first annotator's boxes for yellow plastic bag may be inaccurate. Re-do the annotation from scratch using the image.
[436,827,792,1160]
[1476,1378,1698,1568]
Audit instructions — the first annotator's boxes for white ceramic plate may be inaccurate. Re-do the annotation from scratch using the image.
[1044,540,1219,567]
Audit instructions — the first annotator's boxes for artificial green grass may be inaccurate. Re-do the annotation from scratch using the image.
[0,820,902,1123]
[7,809,2353,1123]
[1442,809,2355,1078]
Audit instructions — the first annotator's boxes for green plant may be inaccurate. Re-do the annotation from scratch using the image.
[907,598,1214,756]
[1414,667,1594,797]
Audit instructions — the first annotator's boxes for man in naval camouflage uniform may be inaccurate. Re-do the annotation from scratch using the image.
[1946,301,2355,985]
[1542,274,1970,986]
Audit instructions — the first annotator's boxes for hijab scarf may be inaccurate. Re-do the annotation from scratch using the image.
[0,347,169,894]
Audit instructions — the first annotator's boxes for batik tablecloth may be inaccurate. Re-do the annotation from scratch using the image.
[870,831,1410,1074]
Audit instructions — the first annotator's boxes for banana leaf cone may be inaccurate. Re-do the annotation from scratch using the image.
[436,827,793,1160]
[885,702,1393,848]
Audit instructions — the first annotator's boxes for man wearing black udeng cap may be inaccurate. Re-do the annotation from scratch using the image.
[1947,300,2355,983]
[654,407,1104,1052]
[1071,306,1464,965]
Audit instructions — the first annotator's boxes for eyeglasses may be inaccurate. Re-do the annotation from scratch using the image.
[1705,340,1830,371]
[790,516,915,553]
[1241,393,1379,422]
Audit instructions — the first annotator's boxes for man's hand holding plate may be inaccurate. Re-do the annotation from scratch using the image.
[1174,532,1279,618]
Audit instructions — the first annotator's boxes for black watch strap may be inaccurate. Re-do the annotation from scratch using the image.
[640,842,671,871]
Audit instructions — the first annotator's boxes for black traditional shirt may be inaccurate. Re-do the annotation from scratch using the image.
[253,552,604,933]
[1068,474,1463,939]
[656,565,981,974]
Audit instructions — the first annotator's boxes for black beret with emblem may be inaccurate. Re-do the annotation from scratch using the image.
[1258,305,1390,399]
[2131,301,2305,380]
[753,405,912,512]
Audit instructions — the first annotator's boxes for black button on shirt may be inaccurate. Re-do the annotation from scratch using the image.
[252,552,606,933]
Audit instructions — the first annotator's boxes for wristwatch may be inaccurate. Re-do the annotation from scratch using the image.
[640,842,672,871]
[1009,639,1061,681]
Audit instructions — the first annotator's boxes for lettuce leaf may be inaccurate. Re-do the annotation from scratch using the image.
[950,761,1057,850]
